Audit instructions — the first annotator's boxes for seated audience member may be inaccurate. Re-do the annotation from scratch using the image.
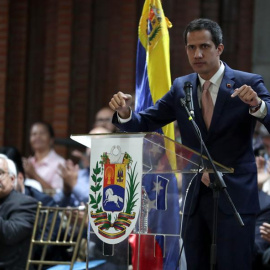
[23,121,65,194]
[0,147,74,263]
[54,126,110,207]
[70,106,116,168]
[0,154,37,270]
[254,151,270,269]
[255,125,270,195]
[0,146,56,207]
[94,107,117,132]
[259,223,270,269]
[254,189,270,269]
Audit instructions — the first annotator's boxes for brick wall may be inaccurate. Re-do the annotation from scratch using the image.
[0,0,8,147]
[5,0,28,149]
[0,0,255,158]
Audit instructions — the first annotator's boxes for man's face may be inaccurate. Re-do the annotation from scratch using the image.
[94,108,115,132]
[0,158,15,198]
[185,29,224,80]
[30,123,53,152]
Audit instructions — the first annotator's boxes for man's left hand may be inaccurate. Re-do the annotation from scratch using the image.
[260,222,270,243]
[231,84,261,107]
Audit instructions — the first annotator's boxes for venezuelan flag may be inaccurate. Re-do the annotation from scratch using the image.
[130,1,181,270]
[135,0,174,142]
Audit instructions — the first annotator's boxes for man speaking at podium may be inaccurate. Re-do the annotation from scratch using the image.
[108,18,270,270]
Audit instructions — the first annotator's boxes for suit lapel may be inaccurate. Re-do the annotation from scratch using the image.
[208,64,236,133]
[191,76,209,135]
[186,64,236,136]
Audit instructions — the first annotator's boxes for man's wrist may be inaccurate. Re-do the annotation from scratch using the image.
[117,107,132,123]
[118,107,131,119]
[250,98,262,113]
[63,184,73,195]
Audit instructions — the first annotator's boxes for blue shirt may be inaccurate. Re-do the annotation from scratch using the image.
[54,168,89,206]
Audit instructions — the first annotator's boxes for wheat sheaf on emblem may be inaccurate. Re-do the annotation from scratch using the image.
[89,148,139,240]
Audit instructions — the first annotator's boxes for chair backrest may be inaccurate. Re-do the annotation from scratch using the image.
[26,202,88,270]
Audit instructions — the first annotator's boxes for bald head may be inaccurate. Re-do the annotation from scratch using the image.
[94,107,116,132]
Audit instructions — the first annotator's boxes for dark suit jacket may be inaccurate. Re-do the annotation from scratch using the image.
[25,185,56,207]
[113,62,270,215]
[24,186,64,262]
[0,189,37,270]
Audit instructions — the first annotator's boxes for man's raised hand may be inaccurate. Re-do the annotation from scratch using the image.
[109,91,133,119]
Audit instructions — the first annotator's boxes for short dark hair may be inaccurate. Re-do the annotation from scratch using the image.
[31,121,55,138]
[183,18,223,48]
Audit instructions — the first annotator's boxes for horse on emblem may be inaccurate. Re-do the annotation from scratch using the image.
[103,188,123,208]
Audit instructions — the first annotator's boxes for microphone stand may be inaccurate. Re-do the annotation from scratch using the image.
[180,98,244,270]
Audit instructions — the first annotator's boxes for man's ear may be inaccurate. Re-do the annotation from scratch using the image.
[10,174,17,188]
[217,43,224,56]
[15,172,24,192]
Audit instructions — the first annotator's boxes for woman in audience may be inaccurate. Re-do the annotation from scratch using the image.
[23,121,65,194]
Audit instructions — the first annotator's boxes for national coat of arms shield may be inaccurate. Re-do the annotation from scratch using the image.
[103,163,126,212]
[89,137,143,244]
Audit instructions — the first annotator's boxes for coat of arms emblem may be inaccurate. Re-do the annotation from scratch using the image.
[89,145,141,244]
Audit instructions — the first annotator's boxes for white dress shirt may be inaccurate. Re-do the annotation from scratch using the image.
[118,62,267,122]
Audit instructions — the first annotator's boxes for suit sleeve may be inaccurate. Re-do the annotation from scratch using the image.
[112,78,184,132]
[0,196,37,245]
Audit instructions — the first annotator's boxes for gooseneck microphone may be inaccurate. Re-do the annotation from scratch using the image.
[184,81,194,118]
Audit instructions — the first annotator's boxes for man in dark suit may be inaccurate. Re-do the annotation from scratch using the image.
[108,18,270,270]
[0,146,70,264]
[0,146,57,207]
[0,154,37,270]
[253,140,270,269]
[253,190,270,269]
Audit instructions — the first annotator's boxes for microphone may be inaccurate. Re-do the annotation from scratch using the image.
[184,81,195,118]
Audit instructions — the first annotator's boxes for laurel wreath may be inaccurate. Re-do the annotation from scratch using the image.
[89,160,139,229]
[148,25,161,43]
[89,161,103,213]
[125,162,138,214]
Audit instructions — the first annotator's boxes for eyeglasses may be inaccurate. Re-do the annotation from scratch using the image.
[95,118,112,123]
[0,170,9,179]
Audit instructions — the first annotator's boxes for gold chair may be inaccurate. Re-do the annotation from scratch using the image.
[26,202,88,270]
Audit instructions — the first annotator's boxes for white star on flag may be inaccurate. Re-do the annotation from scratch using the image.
[148,198,156,211]
[152,179,164,195]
